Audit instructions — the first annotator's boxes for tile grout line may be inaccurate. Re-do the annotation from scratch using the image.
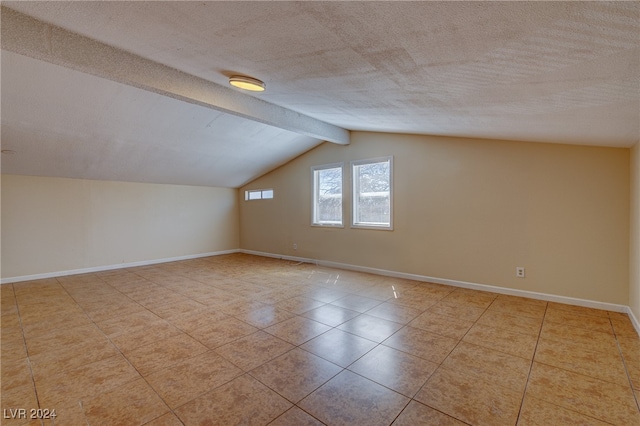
[128,265,335,424]
[514,299,548,425]
[114,269,266,425]
[8,256,639,425]
[247,342,341,425]
[53,275,93,426]
[611,315,640,412]
[411,293,498,425]
[11,281,46,426]
[57,274,148,425]
[245,290,406,424]
[105,267,271,426]
[374,292,476,425]
[60,273,188,426]
[362,291,496,425]
[519,307,630,424]
[165,262,321,423]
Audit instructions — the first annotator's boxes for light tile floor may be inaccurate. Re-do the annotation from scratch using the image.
[1,253,639,425]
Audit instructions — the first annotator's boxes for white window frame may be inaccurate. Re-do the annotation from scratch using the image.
[311,162,344,227]
[351,156,393,230]
[244,188,274,201]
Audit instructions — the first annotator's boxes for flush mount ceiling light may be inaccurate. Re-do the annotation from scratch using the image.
[229,75,266,92]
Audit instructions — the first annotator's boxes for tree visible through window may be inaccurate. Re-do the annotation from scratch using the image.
[312,164,343,226]
[352,157,392,229]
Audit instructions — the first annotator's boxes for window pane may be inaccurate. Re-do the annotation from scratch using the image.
[313,165,342,225]
[357,162,390,193]
[317,167,342,223]
[353,158,392,228]
[245,188,273,201]
[248,191,262,200]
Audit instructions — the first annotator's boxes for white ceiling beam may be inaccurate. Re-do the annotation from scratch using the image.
[0,7,350,145]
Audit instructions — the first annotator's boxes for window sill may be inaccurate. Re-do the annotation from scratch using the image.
[311,223,344,228]
[351,223,393,231]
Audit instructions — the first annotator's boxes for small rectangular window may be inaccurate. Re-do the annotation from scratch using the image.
[352,157,393,229]
[245,188,274,201]
[312,163,343,226]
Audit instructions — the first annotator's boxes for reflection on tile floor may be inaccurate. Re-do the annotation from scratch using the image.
[1,253,639,425]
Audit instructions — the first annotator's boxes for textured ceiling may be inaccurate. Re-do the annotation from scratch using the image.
[1,51,320,187]
[1,1,639,187]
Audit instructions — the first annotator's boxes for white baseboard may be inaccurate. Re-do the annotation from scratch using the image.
[0,249,240,284]
[241,249,632,315]
[4,248,638,336]
[628,308,640,336]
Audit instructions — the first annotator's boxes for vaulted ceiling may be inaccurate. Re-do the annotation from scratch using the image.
[2,2,639,187]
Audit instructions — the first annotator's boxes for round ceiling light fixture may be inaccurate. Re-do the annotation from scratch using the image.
[229,75,266,92]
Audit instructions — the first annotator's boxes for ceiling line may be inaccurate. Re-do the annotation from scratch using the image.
[0,7,350,146]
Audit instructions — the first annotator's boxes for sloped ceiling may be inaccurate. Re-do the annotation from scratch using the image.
[2,1,639,188]
[1,51,322,187]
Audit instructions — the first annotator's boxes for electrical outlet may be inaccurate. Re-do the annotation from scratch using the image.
[516,267,525,278]
[293,243,297,250]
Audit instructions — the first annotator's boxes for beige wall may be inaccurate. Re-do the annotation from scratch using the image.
[240,132,630,305]
[1,174,239,279]
[631,143,640,319]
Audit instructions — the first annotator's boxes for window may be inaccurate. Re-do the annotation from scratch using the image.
[352,157,392,229]
[312,163,343,226]
[244,188,273,201]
